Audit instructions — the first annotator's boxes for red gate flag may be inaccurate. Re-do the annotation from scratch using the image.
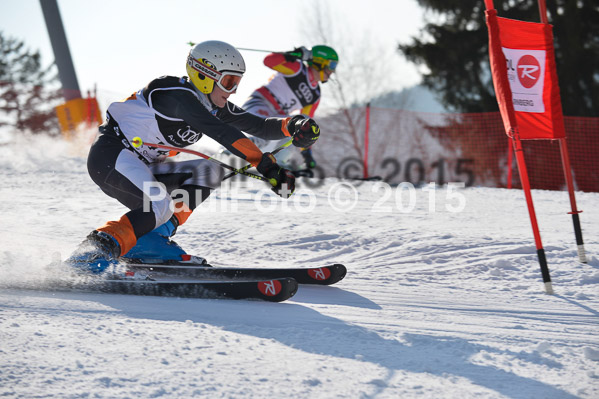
[485,8,565,139]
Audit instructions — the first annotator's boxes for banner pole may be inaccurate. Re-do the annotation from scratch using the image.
[537,0,548,24]
[537,0,586,263]
[363,102,371,179]
[507,137,513,188]
[485,2,554,293]
[512,135,554,294]
[559,138,587,263]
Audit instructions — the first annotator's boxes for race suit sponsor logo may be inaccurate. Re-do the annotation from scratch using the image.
[297,82,314,103]
[177,126,202,144]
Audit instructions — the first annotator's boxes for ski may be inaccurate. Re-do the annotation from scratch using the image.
[124,261,347,286]
[85,276,298,302]
[39,264,298,302]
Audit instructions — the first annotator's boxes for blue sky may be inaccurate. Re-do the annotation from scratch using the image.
[1,0,425,110]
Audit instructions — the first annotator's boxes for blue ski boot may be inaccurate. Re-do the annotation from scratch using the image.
[64,230,121,274]
[123,220,208,266]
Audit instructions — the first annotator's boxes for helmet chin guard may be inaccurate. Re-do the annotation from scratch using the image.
[186,41,246,94]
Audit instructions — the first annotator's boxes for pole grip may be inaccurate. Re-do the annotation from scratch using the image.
[222,140,292,181]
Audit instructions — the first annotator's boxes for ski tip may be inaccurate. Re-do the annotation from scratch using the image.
[305,264,346,285]
[328,263,347,285]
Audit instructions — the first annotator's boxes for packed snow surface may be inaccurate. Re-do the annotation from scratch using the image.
[0,134,598,398]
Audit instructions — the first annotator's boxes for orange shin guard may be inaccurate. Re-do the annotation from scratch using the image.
[173,201,193,226]
[97,215,137,257]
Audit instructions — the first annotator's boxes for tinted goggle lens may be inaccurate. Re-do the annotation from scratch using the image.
[218,73,242,92]
[327,61,338,71]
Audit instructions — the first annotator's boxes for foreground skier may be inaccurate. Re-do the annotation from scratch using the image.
[66,40,320,273]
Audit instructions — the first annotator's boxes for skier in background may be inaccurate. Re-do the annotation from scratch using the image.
[66,40,320,272]
[242,45,338,171]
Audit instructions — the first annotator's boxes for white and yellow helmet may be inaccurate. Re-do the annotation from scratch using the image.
[186,40,246,94]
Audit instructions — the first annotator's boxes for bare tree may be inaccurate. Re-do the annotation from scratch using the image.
[299,1,414,174]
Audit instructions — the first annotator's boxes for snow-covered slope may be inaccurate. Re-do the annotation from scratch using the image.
[1,134,598,398]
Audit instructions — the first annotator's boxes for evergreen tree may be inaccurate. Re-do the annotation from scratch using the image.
[398,0,599,117]
[0,31,61,134]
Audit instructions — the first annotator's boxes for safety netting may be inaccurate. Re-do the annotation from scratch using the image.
[313,108,599,192]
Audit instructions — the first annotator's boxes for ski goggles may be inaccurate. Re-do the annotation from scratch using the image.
[216,72,243,93]
[312,58,338,73]
[326,60,338,72]
[187,56,243,93]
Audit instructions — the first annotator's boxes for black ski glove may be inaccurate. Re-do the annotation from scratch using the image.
[287,115,320,148]
[256,153,296,198]
[284,46,311,62]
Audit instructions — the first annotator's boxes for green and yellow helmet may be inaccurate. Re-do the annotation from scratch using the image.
[308,45,339,72]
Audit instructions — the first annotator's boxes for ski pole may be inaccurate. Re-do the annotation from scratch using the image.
[237,47,277,53]
[237,48,305,59]
[187,42,292,56]
[131,137,269,183]
[188,42,274,53]
[222,139,292,181]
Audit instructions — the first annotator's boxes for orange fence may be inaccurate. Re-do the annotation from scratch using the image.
[314,108,599,192]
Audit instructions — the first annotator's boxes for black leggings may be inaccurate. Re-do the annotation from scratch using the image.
[87,134,222,238]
